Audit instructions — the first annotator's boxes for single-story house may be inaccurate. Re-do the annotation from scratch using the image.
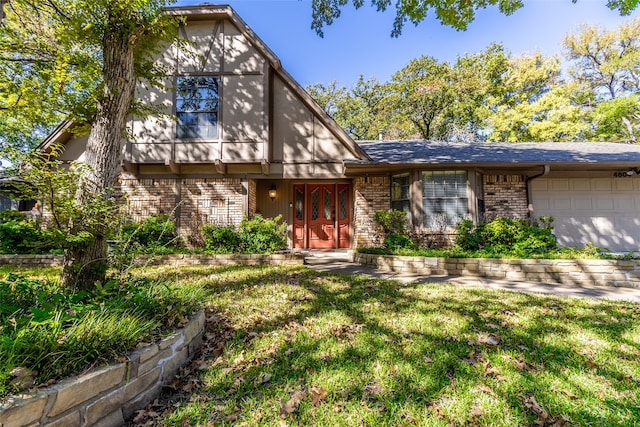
[41,4,640,253]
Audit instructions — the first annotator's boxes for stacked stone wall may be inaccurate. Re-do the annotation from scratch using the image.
[354,253,640,288]
[353,176,390,247]
[0,253,304,268]
[483,175,528,220]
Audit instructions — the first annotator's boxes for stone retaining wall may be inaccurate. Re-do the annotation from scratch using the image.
[0,253,304,268]
[0,310,205,427]
[0,254,64,267]
[354,253,640,288]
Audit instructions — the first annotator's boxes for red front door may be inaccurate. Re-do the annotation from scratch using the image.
[292,183,351,249]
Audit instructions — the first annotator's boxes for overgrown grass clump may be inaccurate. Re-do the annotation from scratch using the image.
[130,265,640,426]
[0,269,203,398]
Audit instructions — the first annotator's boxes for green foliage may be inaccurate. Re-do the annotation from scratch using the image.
[120,214,178,252]
[383,233,414,250]
[0,272,202,398]
[0,219,62,254]
[455,216,557,257]
[200,215,287,254]
[0,210,26,223]
[0,0,181,153]
[239,214,287,254]
[373,209,409,236]
[200,224,241,253]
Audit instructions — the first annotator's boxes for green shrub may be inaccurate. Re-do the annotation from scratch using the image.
[120,214,178,252]
[454,216,557,257]
[383,233,415,250]
[0,219,61,254]
[373,210,409,235]
[201,224,241,253]
[0,210,26,223]
[239,214,287,254]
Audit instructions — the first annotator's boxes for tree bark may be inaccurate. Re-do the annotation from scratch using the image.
[61,20,136,289]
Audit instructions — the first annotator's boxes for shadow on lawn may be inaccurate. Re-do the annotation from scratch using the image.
[139,264,640,426]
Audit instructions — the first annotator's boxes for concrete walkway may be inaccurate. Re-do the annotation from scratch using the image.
[303,252,640,303]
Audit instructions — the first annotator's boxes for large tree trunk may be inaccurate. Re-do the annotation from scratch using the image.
[62,22,137,289]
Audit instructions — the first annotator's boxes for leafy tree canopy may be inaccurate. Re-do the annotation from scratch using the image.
[311,0,638,37]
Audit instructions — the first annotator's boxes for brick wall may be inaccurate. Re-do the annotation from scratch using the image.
[483,175,528,220]
[116,176,246,239]
[353,176,390,247]
[248,179,257,217]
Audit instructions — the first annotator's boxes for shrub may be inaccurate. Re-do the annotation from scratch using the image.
[373,210,409,235]
[0,219,62,254]
[201,224,241,253]
[455,216,557,257]
[0,210,27,223]
[120,214,178,252]
[239,214,287,254]
[383,233,415,250]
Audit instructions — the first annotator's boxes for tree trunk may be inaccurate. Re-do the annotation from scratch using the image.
[61,20,136,289]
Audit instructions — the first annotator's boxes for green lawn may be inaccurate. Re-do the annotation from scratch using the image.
[127,264,640,426]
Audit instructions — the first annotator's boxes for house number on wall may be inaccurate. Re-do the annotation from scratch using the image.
[613,171,633,177]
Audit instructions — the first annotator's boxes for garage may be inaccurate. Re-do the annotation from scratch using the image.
[531,175,640,253]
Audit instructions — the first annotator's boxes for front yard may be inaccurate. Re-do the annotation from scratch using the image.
[1,264,639,426]
[129,264,639,426]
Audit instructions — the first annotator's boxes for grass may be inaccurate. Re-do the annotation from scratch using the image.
[0,267,203,398]
[122,264,640,426]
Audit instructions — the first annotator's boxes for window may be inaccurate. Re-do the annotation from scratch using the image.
[176,76,219,139]
[422,171,468,227]
[391,173,411,216]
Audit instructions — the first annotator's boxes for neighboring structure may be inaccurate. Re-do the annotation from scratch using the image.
[40,4,640,253]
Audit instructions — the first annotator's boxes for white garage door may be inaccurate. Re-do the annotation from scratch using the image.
[531,176,640,253]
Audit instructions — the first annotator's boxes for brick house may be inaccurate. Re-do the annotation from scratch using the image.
[42,4,640,253]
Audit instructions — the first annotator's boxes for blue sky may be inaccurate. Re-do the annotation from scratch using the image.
[174,0,640,86]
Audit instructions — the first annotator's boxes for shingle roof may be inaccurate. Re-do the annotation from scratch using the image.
[349,140,640,166]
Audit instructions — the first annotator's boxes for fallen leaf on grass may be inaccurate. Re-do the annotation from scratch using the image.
[523,395,549,422]
[427,402,446,419]
[310,386,328,406]
[260,373,272,384]
[280,389,307,418]
[557,389,578,399]
[470,407,483,416]
[585,360,599,370]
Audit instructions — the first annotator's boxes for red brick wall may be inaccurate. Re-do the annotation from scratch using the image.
[353,176,390,247]
[116,176,246,239]
[483,175,528,220]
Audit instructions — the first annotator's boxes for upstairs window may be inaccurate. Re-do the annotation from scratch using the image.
[176,76,219,139]
[422,170,468,227]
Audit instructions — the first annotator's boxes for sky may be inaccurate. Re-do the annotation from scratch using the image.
[173,0,640,87]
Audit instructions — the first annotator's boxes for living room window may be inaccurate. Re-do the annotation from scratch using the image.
[176,76,219,139]
[422,170,468,227]
[391,173,411,216]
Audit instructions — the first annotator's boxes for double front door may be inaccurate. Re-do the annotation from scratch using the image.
[292,183,350,249]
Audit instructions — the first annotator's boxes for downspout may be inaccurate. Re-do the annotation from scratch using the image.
[525,165,550,218]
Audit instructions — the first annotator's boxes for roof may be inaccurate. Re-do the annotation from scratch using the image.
[347,140,640,170]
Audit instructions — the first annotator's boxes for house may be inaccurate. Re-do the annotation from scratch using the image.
[42,4,640,253]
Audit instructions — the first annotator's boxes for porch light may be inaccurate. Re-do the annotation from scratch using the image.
[269,184,277,200]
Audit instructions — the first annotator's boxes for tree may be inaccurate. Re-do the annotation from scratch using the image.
[386,55,455,140]
[485,52,592,141]
[564,18,640,141]
[307,76,386,140]
[311,0,638,38]
[0,0,179,288]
